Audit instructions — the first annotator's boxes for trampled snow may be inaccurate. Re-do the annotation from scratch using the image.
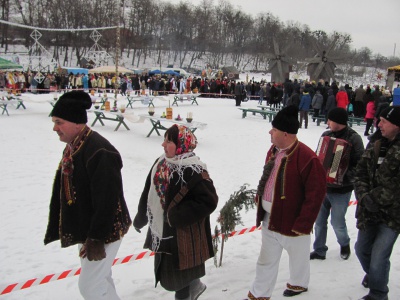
[1,89,399,300]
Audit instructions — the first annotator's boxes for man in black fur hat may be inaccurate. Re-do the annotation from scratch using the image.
[247,106,326,299]
[44,91,131,299]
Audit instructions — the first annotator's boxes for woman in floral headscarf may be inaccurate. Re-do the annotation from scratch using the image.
[134,125,218,300]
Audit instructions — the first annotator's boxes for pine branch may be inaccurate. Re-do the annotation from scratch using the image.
[212,183,257,267]
[218,184,256,241]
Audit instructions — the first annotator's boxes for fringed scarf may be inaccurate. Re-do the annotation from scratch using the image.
[60,125,92,205]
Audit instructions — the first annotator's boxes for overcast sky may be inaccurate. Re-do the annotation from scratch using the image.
[166,0,399,58]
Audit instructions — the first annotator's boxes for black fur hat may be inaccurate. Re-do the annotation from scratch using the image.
[51,91,92,124]
[272,105,299,134]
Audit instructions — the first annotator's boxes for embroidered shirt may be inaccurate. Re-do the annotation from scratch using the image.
[262,148,286,213]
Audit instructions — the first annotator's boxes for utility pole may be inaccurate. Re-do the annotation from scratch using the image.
[114,0,122,99]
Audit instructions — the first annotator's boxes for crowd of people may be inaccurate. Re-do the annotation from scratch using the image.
[43,82,400,300]
[2,67,399,300]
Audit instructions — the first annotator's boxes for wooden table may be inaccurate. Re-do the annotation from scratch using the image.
[126,95,155,108]
[171,93,200,106]
[0,96,26,116]
[139,114,207,137]
[0,100,9,116]
[91,110,130,131]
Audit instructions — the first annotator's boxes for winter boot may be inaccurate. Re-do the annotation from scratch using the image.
[310,251,326,260]
[361,274,369,288]
[340,245,351,260]
[190,279,206,300]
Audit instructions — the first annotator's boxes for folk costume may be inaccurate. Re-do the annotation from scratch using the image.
[44,127,131,247]
[134,125,218,300]
[248,106,326,300]
[45,91,131,300]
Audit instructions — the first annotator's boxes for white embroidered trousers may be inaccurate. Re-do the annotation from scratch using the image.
[250,214,310,298]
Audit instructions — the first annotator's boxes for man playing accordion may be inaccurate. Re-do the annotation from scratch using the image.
[311,107,364,261]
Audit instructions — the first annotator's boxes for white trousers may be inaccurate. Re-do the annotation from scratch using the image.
[250,215,311,298]
[78,239,122,300]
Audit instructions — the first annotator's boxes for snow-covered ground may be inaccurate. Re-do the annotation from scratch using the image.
[1,86,399,300]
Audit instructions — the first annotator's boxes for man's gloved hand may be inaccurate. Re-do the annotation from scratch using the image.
[134,227,141,233]
[363,195,379,213]
[80,238,106,261]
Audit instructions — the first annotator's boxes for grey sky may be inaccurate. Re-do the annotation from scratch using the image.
[167,0,399,57]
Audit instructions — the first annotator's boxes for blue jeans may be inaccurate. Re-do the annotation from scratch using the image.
[355,223,398,300]
[313,191,351,255]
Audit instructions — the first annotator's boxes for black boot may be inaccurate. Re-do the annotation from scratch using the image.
[310,251,326,260]
[361,274,369,288]
[340,245,351,260]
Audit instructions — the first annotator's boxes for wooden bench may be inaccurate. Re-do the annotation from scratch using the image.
[172,94,200,106]
[91,111,130,131]
[313,116,326,126]
[348,116,373,131]
[239,108,276,122]
[257,105,280,112]
[348,117,366,127]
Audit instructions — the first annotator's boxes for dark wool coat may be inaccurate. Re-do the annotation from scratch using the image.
[256,140,326,236]
[134,165,218,271]
[354,134,400,233]
[321,126,364,193]
[44,131,131,247]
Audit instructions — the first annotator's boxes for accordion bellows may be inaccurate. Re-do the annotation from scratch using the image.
[316,136,351,186]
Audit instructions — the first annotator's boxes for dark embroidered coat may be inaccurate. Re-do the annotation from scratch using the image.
[44,131,131,247]
[134,166,218,271]
[256,140,327,236]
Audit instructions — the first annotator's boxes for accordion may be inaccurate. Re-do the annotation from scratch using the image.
[316,136,351,186]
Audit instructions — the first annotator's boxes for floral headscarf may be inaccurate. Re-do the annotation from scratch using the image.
[174,125,197,155]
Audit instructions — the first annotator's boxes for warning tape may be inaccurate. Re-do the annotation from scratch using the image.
[0,250,154,295]
[0,201,358,296]
[0,226,258,296]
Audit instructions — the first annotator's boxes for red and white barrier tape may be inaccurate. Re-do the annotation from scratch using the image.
[0,250,154,295]
[0,201,358,296]
[0,226,256,296]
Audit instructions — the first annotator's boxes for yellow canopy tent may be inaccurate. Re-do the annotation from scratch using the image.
[387,65,400,71]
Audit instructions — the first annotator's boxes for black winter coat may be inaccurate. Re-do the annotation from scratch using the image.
[44,131,131,247]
